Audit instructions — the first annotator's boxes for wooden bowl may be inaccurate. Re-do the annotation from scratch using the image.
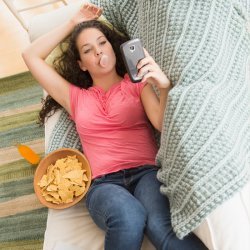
[34,148,91,209]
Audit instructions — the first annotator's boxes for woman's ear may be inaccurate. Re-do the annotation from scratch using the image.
[77,60,87,71]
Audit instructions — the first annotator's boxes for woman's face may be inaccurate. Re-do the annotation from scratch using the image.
[76,28,116,76]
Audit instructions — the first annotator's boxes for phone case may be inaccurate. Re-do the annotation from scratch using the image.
[120,38,145,83]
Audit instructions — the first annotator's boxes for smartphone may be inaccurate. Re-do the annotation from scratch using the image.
[120,38,145,83]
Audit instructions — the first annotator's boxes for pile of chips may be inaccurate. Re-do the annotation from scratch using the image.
[37,155,89,204]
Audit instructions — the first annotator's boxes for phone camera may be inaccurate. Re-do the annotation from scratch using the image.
[129,45,135,52]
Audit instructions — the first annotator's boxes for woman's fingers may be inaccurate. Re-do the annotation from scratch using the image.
[137,64,157,78]
[81,3,102,18]
[135,47,170,88]
[143,48,150,57]
[137,57,154,70]
[96,8,103,16]
[88,3,102,16]
[141,71,157,83]
[137,48,157,70]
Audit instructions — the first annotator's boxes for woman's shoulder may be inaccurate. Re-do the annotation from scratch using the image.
[69,84,90,102]
[70,83,89,92]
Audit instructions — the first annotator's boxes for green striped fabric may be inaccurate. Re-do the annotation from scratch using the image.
[0,72,47,249]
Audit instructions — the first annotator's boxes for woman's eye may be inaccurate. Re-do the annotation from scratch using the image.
[100,41,107,45]
[83,49,91,54]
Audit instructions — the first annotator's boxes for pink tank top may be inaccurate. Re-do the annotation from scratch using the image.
[69,74,158,179]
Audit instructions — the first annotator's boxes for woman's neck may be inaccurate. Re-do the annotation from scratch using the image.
[92,71,123,92]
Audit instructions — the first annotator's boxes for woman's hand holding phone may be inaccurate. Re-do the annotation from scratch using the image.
[137,49,171,90]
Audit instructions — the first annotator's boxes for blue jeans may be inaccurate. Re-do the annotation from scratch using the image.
[86,165,207,250]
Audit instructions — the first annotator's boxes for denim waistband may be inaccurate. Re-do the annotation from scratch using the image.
[95,164,158,180]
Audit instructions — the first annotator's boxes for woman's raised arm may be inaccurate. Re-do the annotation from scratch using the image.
[22,3,102,114]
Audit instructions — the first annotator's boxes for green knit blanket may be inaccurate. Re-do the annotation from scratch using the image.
[48,0,250,238]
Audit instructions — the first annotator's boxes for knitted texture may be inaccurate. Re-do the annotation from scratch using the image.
[92,0,250,238]
[48,0,250,238]
[142,1,250,239]
[91,0,139,38]
[46,110,82,154]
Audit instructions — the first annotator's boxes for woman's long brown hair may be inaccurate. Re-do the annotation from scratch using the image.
[38,20,129,125]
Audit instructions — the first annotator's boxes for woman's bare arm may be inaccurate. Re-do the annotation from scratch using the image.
[139,49,171,132]
[22,3,102,114]
[141,84,170,132]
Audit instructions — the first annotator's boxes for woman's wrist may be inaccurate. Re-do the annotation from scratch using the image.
[68,18,80,30]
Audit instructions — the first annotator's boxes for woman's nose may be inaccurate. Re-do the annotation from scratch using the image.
[95,49,103,56]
